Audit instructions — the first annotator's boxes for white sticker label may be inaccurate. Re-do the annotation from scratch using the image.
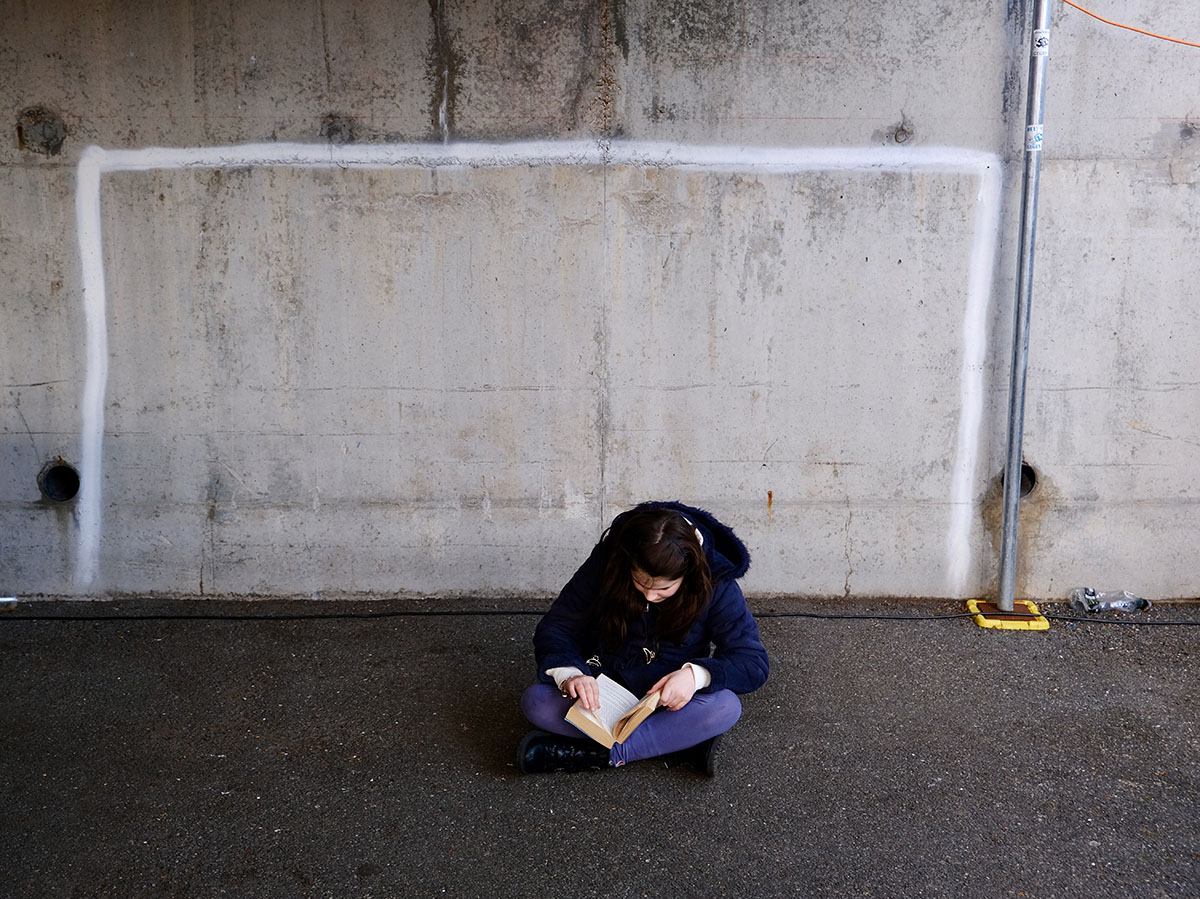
[1026,124,1044,152]
[1033,29,1050,57]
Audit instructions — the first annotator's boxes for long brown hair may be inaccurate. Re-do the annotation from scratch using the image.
[598,506,714,648]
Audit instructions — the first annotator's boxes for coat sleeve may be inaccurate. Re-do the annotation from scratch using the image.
[532,545,607,683]
[691,579,769,694]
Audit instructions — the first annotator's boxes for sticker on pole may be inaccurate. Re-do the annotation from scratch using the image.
[1026,124,1044,152]
[1033,29,1050,57]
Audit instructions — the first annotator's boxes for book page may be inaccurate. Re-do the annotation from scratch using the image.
[590,674,640,735]
[613,690,660,743]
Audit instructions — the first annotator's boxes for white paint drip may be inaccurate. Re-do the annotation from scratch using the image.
[73,140,1003,594]
[435,0,449,145]
[438,68,450,144]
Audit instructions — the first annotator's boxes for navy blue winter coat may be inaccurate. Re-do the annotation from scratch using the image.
[533,501,769,697]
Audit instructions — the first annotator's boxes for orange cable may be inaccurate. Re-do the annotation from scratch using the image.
[1061,0,1200,49]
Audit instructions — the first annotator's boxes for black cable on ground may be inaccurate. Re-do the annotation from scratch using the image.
[1,606,1197,625]
[756,610,980,621]
[1043,613,1197,626]
[0,608,542,622]
[759,610,1199,625]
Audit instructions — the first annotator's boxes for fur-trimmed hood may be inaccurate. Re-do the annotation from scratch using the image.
[534,500,765,696]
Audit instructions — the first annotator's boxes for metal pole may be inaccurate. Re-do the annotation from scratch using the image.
[997,0,1053,612]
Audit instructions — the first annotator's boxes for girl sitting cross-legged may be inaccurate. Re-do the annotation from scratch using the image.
[518,501,769,775]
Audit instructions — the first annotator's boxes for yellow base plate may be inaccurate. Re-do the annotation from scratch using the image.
[967,599,1050,630]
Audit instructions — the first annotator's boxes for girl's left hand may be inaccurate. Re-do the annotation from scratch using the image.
[648,667,697,711]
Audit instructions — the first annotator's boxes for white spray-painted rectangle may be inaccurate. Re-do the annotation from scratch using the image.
[74,140,1002,596]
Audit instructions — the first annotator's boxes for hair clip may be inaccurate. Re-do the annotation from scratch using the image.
[680,513,704,546]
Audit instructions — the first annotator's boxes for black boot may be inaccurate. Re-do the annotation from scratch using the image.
[666,735,721,776]
[517,730,611,774]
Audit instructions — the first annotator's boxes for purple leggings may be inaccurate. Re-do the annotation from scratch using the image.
[520,683,742,767]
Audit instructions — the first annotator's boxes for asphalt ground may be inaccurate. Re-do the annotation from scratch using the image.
[1,597,1196,899]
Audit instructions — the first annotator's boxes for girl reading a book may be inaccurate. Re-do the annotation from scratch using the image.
[518,501,769,775]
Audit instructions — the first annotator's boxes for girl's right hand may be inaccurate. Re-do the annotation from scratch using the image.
[562,674,600,711]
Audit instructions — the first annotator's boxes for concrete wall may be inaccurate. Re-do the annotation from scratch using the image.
[2,1,1198,601]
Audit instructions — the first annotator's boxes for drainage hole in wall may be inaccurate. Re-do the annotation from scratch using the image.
[1001,462,1039,498]
[1020,462,1038,497]
[38,460,80,502]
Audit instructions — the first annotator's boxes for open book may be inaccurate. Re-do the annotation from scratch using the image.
[565,674,661,748]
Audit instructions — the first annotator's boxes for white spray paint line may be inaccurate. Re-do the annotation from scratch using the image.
[74,146,109,589]
[947,165,1003,596]
[74,141,1003,594]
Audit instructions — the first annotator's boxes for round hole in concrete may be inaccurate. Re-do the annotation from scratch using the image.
[1019,462,1038,497]
[999,461,1039,499]
[38,460,80,502]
